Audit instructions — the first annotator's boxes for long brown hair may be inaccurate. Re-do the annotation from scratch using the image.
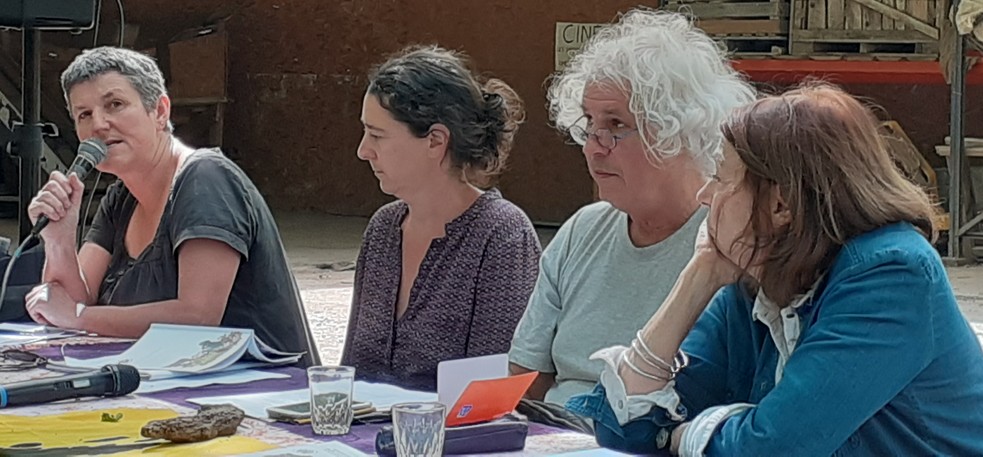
[722,83,935,305]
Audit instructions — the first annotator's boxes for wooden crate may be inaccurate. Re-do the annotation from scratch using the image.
[664,0,791,56]
[790,0,944,59]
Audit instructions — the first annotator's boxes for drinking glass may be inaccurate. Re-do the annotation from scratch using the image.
[307,365,355,435]
[391,402,446,456]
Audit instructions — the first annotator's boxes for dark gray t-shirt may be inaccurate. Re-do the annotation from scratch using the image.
[84,149,316,365]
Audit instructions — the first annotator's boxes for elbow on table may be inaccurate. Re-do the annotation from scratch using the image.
[177,301,226,327]
[595,417,668,455]
[574,390,672,456]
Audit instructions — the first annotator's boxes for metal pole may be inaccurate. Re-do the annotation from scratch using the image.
[948,1,966,259]
[18,29,42,244]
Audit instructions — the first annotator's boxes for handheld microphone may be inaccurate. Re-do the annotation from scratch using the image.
[30,137,109,237]
[0,363,140,408]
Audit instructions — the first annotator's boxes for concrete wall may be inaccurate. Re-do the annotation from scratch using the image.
[8,1,983,223]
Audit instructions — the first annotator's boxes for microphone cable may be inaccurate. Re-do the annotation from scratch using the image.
[0,233,37,320]
[0,172,102,318]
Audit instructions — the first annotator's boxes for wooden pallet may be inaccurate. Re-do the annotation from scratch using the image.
[797,52,940,61]
[666,0,789,19]
[790,0,943,58]
[698,19,788,35]
[665,1,791,54]
[791,37,938,56]
[715,35,789,55]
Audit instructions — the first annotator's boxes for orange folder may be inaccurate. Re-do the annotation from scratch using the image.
[445,371,538,427]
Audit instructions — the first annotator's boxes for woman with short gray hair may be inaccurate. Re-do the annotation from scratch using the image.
[25,46,318,366]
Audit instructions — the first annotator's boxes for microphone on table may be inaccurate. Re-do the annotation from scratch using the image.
[29,137,109,237]
[0,364,141,408]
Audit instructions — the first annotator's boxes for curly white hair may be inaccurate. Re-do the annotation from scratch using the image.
[548,8,756,172]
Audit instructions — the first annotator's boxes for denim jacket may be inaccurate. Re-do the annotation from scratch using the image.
[568,223,983,456]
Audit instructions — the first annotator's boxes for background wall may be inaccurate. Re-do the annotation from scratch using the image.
[4,0,982,223]
[843,83,983,169]
[114,0,645,223]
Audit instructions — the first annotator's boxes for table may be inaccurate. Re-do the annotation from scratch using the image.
[1,338,603,456]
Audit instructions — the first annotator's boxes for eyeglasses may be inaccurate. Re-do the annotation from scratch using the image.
[0,349,47,372]
[0,348,93,373]
[568,117,638,150]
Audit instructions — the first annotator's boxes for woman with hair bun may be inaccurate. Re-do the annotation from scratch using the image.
[340,45,541,391]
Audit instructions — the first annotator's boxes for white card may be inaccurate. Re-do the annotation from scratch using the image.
[436,353,508,410]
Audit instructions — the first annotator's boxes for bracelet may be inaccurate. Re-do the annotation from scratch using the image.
[633,331,678,372]
[620,351,672,382]
[631,338,675,374]
[634,330,691,374]
[675,350,690,372]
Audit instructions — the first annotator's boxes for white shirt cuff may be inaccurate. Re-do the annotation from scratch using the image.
[679,403,754,457]
[590,345,685,426]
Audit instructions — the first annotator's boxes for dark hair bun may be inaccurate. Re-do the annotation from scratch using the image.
[367,45,525,187]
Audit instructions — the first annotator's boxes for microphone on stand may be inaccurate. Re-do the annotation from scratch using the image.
[0,363,141,408]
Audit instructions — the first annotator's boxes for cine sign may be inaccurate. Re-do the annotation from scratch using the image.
[554,22,605,71]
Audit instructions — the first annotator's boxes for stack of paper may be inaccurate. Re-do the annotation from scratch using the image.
[187,381,438,420]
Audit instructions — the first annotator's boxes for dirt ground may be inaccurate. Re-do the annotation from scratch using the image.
[271,211,983,363]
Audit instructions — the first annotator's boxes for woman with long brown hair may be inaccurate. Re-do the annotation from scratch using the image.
[568,83,983,455]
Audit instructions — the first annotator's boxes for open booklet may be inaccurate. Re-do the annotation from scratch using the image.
[62,323,304,380]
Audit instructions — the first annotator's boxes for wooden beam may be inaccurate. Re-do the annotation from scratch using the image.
[667,2,788,19]
[909,0,929,30]
[793,29,937,42]
[935,145,983,158]
[863,0,882,34]
[828,0,846,29]
[848,0,939,39]
[810,0,828,30]
[846,0,864,30]
[697,19,788,35]
[884,0,900,30]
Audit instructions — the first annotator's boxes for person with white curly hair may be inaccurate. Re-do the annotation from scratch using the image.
[508,8,755,420]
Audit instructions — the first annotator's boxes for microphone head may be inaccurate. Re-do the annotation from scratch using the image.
[104,364,141,397]
[78,138,109,166]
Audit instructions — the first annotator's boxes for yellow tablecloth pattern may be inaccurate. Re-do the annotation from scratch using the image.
[0,408,275,456]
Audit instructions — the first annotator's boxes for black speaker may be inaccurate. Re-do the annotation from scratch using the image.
[0,0,97,30]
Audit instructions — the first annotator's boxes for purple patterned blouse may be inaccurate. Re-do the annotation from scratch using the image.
[340,189,541,391]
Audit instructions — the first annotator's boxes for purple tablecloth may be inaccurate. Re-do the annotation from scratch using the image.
[32,341,585,455]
